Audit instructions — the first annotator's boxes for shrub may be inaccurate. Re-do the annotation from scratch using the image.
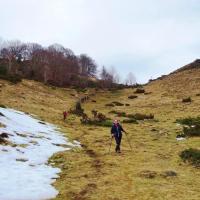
[125,103,130,106]
[180,148,200,167]
[0,65,7,75]
[95,120,113,127]
[0,104,6,108]
[122,118,138,124]
[75,88,87,93]
[97,112,107,121]
[91,120,113,127]
[91,110,98,118]
[69,101,84,116]
[128,95,138,99]
[176,117,200,137]
[176,133,186,138]
[176,117,200,126]
[109,110,126,117]
[80,113,90,123]
[134,88,145,94]
[183,126,200,137]
[109,111,154,121]
[182,97,192,103]
[81,110,112,127]
[112,101,124,106]
[131,113,154,120]
[80,96,90,103]
[0,74,22,84]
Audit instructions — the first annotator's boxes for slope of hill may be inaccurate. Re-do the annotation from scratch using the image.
[173,59,200,74]
[0,62,200,200]
[148,59,200,97]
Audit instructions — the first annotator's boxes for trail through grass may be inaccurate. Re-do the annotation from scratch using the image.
[0,79,199,200]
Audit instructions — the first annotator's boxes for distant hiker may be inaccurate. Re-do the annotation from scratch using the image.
[63,111,68,121]
[111,120,126,153]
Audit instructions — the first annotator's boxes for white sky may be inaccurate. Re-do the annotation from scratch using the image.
[0,0,200,83]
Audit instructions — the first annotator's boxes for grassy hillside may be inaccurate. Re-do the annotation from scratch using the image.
[0,69,200,200]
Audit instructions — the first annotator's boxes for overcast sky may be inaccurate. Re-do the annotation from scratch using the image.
[0,0,200,83]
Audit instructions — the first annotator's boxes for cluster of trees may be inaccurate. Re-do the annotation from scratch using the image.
[0,39,136,87]
[100,67,136,87]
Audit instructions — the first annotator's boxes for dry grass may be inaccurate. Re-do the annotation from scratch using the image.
[0,75,200,200]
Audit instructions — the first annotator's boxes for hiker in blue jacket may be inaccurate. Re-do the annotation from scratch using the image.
[111,119,126,153]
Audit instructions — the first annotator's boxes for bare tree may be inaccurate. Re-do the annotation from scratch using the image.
[125,72,136,85]
[0,40,28,74]
[109,66,121,84]
[79,54,97,77]
[0,39,104,87]
[100,66,113,81]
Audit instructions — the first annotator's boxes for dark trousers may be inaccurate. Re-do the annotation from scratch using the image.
[114,134,122,152]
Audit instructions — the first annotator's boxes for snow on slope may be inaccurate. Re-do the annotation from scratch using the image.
[0,108,79,200]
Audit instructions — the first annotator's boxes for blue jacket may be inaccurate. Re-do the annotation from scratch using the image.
[111,123,124,137]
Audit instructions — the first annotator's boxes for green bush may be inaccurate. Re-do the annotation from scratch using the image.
[122,118,138,124]
[109,111,154,121]
[176,117,200,137]
[81,110,112,127]
[89,120,112,127]
[176,117,200,126]
[109,110,126,117]
[180,148,200,167]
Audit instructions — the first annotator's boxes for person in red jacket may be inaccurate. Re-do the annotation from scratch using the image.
[63,111,68,121]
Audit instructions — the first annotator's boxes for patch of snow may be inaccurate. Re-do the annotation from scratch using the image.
[176,137,186,141]
[0,107,79,200]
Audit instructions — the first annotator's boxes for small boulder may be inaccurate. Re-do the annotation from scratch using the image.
[0,133,9,138]
[139,170,157,179]
[128,95,138,99]
[182,97,192,103]
[161,171,177,178]
[135,88,145,94]
[0,137,7,145]
[0,112,5,117]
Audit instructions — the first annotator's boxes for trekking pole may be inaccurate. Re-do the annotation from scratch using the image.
[108,136,113,154]
[124,132,133,151]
